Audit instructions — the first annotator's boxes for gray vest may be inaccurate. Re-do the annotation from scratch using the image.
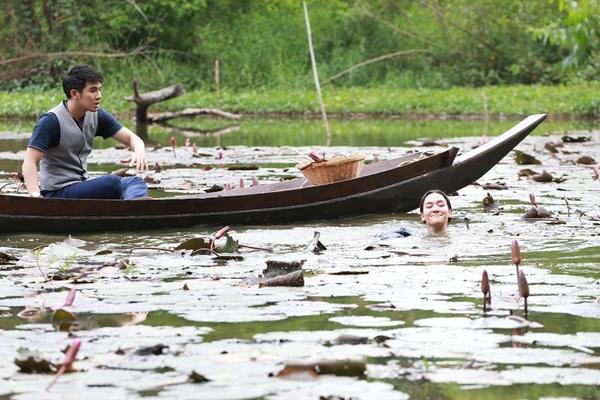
[40,102,98,191]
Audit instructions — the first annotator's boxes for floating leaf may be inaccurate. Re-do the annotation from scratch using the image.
[481,182,507,190]
[15,349,57,374]
[518,168,539,177]
[482,192,500,214]
[262,260,305,278]
[94,249,112,256]
[562,135,591,143]
[514,150,541,165]
[226,164,259,171]
[213,236,239,254]
[331,334,369,345]
[179,180,194,190]
[0,251,18,264]
[544,142,559,153]
[277,360,366,378]
[175,237,209,251]
[189,371,210,383]
[307,231,327,254]
[531,170,553,182]
[576,156,596,165]
[259,270,304,287]
[134,344,168,356]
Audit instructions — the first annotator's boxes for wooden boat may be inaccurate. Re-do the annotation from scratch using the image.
[0,114,546,233]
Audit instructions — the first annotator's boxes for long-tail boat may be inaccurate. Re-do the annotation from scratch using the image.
[0,114,546,233]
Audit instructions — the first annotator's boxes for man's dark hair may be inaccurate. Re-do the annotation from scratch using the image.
[62,64,103,98]
[419,189,452,213]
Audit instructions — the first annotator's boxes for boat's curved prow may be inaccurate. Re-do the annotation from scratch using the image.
[455,113,547,164]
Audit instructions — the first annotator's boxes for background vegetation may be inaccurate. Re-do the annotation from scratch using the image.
[1,0,599,92]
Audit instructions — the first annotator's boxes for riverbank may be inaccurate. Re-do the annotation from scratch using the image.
[1,83,598,119]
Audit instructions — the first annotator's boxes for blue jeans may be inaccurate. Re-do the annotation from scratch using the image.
[42,175,148,200]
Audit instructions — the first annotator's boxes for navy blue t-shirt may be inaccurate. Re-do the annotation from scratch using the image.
[28,104,123,152]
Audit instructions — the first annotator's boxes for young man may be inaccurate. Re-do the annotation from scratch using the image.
[22,64,149,200]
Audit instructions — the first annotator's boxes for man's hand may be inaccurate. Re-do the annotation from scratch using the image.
[113,128,149,172]
[121,149,148,171]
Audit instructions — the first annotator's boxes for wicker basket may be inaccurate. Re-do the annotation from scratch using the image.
[297,153,365,185]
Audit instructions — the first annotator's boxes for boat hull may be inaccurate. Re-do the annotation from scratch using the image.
[0,114,546,233]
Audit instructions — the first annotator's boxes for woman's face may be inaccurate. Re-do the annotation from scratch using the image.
[420,192,452,233]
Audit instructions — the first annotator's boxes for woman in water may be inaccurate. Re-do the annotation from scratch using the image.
[419,189,453,235]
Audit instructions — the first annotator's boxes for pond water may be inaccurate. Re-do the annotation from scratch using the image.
[0,116,599,399]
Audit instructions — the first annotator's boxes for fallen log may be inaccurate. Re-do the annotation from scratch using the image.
[125,81,184,141]
[148,107,241,123]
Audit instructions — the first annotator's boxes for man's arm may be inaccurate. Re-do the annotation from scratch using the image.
[112,127,148,171]
[22,147,45,197]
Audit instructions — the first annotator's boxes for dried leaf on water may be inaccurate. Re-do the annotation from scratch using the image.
[259,270,304,288]
[134,344,169,356]
[277,360,366,378]
[562,136,591,143]
[482,192,500,214]
[189,370,210,383]
[576,156,596,165]
[179,180,194,190]
[514,150,541,165]
[330,334,369,346]
[15,349,57,373]
[531,170,553,183]
[480,182,508,190]
[213,236,239,254]
[262,260,305,278]
[518,168,539,177]
[0,251,18,264]
[175,237,209,251]
[307,231,327,254]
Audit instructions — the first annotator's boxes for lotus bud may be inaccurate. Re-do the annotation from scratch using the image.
[239,178,245,188]
[481,270,490,296]
[170,136,177,157]
[62,288,77,308]
[213,226,231,240]
[511,240,521,267]
[518,270,529,298]
[518,270,530,315]
[251,176,260,186]
[528,192,537,207]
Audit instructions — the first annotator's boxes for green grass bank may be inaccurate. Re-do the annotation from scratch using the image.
[1,83,599,119]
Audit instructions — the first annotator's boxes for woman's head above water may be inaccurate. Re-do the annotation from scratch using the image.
[419,190,453,235]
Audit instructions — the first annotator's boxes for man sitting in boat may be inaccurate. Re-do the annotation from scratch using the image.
[377,189,452,239]
[21,64,149,199]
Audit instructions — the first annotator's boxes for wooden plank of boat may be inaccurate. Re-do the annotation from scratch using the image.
[0,114,546,233]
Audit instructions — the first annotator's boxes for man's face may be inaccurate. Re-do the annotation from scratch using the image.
[71,81,102,112]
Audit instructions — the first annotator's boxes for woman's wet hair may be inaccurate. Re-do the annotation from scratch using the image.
[419,189,452,213]
[63,64,103,98]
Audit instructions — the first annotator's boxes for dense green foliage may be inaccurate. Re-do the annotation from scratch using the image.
[1,0,599,92]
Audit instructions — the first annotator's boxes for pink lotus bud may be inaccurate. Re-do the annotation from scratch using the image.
[217,148,224,159]
[170,136,177,148]
[239,178,245,188]
[62,288,76,308]
[518,270,529,298]
[184,138,191,148]
[529,192,537,207]
[511,240,521,267]
[592,165,600,180]
[251,176,260,186]
[192,143,198,155]
[63,339,81,368]
[213,226,231,240]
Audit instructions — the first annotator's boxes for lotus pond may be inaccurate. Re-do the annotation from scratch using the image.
[0,116,599,400]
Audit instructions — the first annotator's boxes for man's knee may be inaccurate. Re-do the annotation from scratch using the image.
[102,175,123,198]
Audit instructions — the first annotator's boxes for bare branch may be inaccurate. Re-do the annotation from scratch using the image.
[323,49,431,84]
[0,46,147,66]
